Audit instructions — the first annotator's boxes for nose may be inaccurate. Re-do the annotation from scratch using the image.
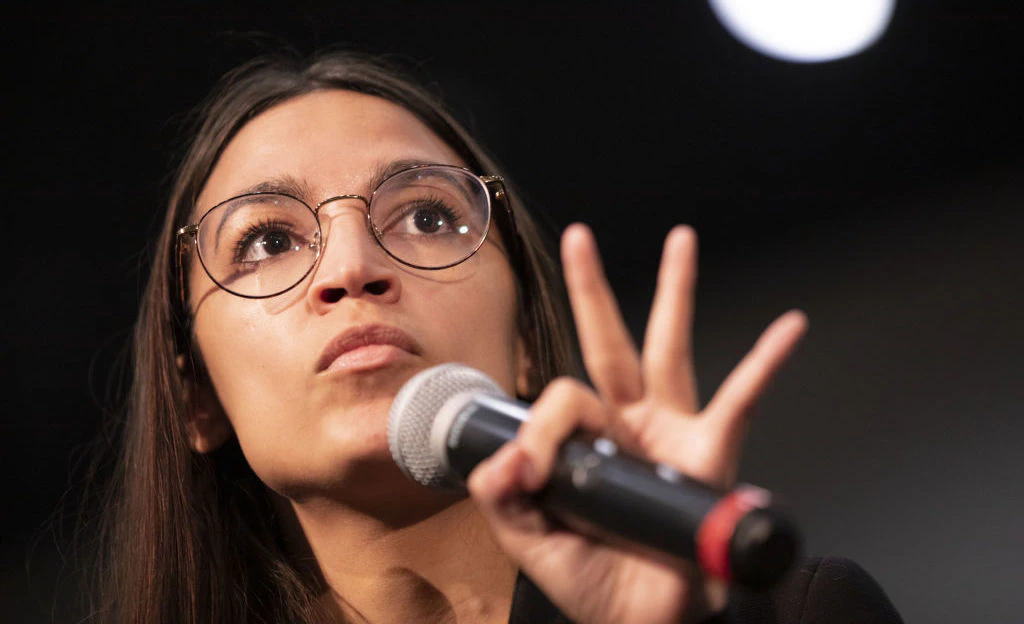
[306,201,400,311]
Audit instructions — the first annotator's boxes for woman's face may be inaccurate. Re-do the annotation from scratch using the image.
[188,90,525,506]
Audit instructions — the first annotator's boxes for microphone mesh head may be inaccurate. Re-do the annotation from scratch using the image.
[388,363,505,488]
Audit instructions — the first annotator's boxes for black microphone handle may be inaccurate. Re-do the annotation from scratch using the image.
[444,398,800,590]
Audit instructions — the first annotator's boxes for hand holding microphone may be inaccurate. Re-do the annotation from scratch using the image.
[389,363,801,590]
[394,224,808,624]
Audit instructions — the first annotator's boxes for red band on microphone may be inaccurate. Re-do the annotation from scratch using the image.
[696,485,771,581]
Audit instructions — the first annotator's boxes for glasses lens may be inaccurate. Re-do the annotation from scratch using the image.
[370,167,491,269]
[196,194,320,297]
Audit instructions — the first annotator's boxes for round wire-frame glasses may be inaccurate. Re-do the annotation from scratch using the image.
[176,164,519,304]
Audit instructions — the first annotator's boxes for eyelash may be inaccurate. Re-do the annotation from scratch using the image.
[410,198,459,223]
[233,218,295,263]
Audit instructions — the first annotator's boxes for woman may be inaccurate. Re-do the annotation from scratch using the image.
[90,49,902,623]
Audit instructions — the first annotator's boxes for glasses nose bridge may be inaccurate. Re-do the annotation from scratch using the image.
[314,193,370,217]
[313,193,379,255]
[315,193,373,239]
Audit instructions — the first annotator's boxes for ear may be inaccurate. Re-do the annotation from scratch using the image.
[514,336,536,400]
[176,354,233,453]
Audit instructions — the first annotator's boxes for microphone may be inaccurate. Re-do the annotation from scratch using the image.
[388,363,801,590]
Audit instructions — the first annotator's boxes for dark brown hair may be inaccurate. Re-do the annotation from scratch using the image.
[87,49,578,623]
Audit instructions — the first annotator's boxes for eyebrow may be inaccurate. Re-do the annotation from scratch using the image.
[234,174,316,202]
[231,158,453,205]
[364,159,451,196]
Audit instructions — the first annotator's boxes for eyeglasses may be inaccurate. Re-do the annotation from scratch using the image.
[177,164,516,301]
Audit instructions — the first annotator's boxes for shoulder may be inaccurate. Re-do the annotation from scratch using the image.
[726,556,904,624]
[511,557,903,624]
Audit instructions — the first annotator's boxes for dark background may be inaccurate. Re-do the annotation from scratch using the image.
[5,2,1022,622]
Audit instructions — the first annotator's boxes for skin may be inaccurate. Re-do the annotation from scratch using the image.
[185,89,809,623]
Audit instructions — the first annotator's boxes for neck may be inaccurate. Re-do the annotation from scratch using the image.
[275,493,518,624]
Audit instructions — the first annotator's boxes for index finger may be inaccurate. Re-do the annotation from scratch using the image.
[561,223,643,405]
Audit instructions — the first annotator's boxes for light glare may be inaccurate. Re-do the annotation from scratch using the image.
[709,0,896,63]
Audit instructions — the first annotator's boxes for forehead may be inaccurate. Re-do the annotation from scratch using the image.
[198,89,466,208]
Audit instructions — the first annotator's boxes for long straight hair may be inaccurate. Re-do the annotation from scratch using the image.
[85,49,578,623]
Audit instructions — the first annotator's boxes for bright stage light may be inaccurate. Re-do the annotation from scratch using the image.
[709,0,896,63]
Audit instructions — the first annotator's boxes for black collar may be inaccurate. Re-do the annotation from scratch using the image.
[508,573,573,623]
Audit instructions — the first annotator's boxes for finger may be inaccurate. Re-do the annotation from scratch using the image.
[467,440,595,575]
[561,223,643,404]
[641,225,700,412]
[516,377,608,491]
[703,310,808,448]
[468,441,624,623]
[467,442,552,535]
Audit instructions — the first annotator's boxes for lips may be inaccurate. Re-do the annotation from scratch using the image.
[316,324,421,373]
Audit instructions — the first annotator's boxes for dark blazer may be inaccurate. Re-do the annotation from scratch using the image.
[508,557,904,623]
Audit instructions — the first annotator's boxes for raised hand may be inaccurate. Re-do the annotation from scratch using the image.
[468,223,808,624]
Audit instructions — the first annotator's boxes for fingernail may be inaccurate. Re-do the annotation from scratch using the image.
[517,450,538,491]
[497,495,530,516]
[565,222,590,238]
[778,309,808,334]
[672,224,694,240]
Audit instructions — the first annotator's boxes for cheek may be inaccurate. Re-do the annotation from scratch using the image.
[418,257,522,392]
[192,298,308,439]
[192,299,329,492]
[189,259,299,390]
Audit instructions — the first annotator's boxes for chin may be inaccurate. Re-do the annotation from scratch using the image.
[283,450,465,525]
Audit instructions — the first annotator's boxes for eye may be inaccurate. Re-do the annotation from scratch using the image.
[393,199,462,235]
[234,220,303,263]
[412,204,450,234]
